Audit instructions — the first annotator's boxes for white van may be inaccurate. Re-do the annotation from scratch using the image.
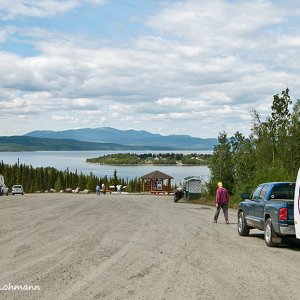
[294,168,300,239]
[0,174,9,196]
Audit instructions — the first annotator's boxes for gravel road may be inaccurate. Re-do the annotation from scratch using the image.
[0,193,299,300]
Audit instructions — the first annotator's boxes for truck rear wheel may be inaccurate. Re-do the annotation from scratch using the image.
[238,212,250,236]
[264,218,281,247]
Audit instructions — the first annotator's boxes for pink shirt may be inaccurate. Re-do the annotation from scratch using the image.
[216,187,229,205]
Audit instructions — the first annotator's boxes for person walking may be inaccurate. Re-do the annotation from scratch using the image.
[213,182,229,224]
[101,183,106,194]
[116,184,121,194]
[96,184,100,196]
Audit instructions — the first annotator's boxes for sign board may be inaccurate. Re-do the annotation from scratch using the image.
[294,168,300,239]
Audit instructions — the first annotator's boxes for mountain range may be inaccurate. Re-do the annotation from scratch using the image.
[24,127,217,150]
[0,128,217,151]
[0,136,174,152]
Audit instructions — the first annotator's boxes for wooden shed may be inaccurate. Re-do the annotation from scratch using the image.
[141,170,173,194]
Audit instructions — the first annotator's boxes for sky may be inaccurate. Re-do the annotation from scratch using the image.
[0,0,300,138]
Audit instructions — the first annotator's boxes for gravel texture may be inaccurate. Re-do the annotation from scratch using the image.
[0,193,300,300]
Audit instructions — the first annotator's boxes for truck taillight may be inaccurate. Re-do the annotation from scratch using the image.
[279,208,288,221]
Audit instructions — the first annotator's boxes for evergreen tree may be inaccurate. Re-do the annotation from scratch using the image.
[252,89,294,181]
[230,131,256,196]
[86,172,98,191]
[209,132,234,194]
[289,99,300,176]
[112,169,118,186]
[54,175,62,192]
[268,88,292,173]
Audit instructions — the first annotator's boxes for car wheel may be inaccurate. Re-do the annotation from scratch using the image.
[264,218,281,247]
[238,211,250,236]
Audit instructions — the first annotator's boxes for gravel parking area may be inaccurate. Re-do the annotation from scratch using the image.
[0,193,300,300]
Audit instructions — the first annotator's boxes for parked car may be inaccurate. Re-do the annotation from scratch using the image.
[238,182,295,247]
[12,185,24,195]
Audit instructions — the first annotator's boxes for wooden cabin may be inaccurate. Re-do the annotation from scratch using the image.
[141,170,173,194]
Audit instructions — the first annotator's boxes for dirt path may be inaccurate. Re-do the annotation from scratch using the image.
[0,193,299,300]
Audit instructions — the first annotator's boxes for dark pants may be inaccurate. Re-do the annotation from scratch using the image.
[214,203,228,222]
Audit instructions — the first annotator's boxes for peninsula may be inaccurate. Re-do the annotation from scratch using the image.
[86,153,211,165]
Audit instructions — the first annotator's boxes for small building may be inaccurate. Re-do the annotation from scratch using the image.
[141,170,173,194]
[180,176,202,200]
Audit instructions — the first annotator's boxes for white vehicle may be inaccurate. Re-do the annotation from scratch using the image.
[12,185,24,195]
[0,174,9,196]
[294,168,300,239]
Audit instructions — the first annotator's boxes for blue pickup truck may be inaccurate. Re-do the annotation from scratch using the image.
[238,182,296,247]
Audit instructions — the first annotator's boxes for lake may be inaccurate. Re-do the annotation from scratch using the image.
[0,150,212,185]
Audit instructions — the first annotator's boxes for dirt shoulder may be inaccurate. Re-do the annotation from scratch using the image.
[0,193,299,300]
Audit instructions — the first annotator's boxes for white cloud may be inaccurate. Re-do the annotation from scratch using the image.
[156,97,183,107]
[0,0,300,138]
[52,114,77,122]
[0,0,106,19]
[146,0,283,42]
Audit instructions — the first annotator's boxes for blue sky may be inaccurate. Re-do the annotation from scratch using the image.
[0,0,300,138]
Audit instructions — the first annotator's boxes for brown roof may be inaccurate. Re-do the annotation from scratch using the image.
[140,170,173,179]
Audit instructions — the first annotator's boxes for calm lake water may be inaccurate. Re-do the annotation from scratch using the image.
[0,150,212,185]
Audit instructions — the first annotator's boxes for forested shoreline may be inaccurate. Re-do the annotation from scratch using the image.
[0,162,142,193]
[86,153,211,165]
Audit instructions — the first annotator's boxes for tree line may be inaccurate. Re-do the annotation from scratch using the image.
[0,162,143,193]
[208,88,300,205]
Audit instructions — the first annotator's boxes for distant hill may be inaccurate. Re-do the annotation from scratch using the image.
[0,136,174,152]
[24,127,217,150]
